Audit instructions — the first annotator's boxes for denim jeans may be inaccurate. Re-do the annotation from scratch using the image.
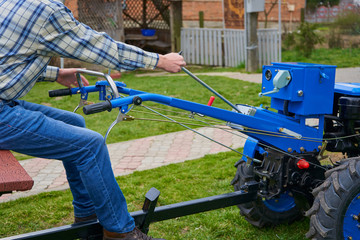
[0,100,135,233]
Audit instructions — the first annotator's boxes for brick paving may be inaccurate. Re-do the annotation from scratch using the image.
[0,128,246,203]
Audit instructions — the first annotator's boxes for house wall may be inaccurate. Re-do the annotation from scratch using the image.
[64,0,305,30]
[182,0,224,28]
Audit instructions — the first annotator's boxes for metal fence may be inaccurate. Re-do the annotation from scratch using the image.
[258,28,280,67]
[181,28,280,67]
[181,28,223,66]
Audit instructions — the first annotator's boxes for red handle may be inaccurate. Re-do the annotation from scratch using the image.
[207,96,215,106]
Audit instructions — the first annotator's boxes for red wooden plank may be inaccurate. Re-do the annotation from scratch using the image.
[0,150,34,193]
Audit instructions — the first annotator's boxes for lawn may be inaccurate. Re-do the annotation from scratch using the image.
[282,48,360,68]
[4,47,355,238]
[0,151,309,239]
[1,72,310,239]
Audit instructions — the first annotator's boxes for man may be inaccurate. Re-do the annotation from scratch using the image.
[0,0,185,239]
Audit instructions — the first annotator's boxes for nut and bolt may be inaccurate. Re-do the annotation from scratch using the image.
[297,90,304,97]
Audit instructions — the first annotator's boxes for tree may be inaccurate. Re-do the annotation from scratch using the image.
[264,0,278,28]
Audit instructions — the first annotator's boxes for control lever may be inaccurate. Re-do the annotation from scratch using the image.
[259,70,291,97]
[73,72,89,113]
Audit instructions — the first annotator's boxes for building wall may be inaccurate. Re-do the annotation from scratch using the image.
[64,0,78,19]
[183,0,305,29]
[65,0,305,29]
[182,0,224,28]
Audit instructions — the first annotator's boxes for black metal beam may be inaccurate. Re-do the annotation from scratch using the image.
[4,184,258,240]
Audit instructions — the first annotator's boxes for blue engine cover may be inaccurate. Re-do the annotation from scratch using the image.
[261,62,337,116]
[334,82,360,96]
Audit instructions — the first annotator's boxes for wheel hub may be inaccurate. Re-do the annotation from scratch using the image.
[344,194,360,240]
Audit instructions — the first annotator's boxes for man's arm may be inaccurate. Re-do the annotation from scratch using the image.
[37,4,185,73]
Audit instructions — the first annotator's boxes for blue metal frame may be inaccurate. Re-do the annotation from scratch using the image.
[74,81,324,153]
[112,88,324,153]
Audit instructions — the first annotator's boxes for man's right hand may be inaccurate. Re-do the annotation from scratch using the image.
[156,53,186,73]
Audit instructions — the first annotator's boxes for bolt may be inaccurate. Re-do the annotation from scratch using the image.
[353,215,359,221]
[275,199,279,203]
[287,76,291,80]
[77,90,81,94]
[318,146,322,150]
[300,147,305,152]
[263,87,266,90]
[288,148,292,153]
[357,196,360,200]
[348,237,352,240]
[297,90,304,97]
[355,143,359,147]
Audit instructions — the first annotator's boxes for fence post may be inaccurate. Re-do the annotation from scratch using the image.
[170,0,183,52]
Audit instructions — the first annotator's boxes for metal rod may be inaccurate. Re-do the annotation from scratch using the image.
[178,50,240,113]
[181,66,241,113]
[142,105,246,157]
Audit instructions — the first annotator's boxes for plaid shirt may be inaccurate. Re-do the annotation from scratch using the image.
[0,0,159,100]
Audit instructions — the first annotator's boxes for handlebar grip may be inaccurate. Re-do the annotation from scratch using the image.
[49,88,72,97]
[83,101,112,115]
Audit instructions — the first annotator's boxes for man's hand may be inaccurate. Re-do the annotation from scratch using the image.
[156,53,186,73]
[56,68,89,88]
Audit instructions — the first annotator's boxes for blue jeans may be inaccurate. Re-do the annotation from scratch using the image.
[0,100,135,233]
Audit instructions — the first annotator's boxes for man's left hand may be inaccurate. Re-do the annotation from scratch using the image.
[56,68,89,88]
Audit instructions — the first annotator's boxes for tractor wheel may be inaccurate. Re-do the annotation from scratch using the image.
[232,160,303,227]
[305,157,360,240]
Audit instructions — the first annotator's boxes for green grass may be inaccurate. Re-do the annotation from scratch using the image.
[0,151,308,239]
[282,48,360,68]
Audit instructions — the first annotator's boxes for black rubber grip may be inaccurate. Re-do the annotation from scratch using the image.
[83,101,112,115]
[49,88,72,97]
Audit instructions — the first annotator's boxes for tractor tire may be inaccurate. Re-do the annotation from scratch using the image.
[232,160,303,227]
[305,157,360,240]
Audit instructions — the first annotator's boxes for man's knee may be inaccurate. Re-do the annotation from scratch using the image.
[71,114,86,128]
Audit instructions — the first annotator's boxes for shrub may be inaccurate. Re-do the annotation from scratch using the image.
[333,8,360,35]
[328,29,343,48]
[294,22,324,58]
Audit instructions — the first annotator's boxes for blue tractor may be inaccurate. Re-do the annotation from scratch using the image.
[12,62,360,239]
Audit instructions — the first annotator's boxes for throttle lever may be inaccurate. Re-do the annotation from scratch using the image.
[104,110,127,142]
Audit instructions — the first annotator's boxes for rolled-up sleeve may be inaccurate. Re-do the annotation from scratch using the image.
[37,66,59,82]
[37,4,158,71]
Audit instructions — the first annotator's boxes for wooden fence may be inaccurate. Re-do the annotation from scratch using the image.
[181,28,280,67]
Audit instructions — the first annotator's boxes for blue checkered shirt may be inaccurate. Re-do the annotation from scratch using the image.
[0,0,159,100]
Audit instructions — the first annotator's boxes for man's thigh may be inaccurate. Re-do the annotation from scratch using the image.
[0,101,102,161]
[17,100,86,127]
